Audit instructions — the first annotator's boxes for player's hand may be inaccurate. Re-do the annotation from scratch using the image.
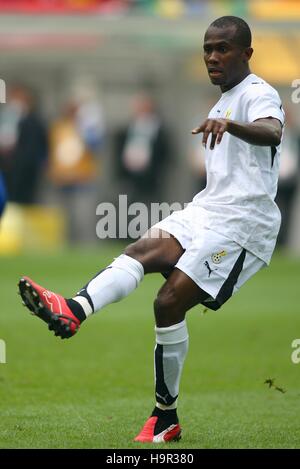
[191,118,229,150]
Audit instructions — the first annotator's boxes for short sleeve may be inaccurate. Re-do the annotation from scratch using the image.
[246,86,285,125]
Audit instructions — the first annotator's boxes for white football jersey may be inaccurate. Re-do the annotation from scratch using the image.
[192,73,285,264]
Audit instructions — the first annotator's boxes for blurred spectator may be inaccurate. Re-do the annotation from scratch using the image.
[276,109,300,247]
[48,96,105,243]
[0,84,47,204]
[114,92,170,205]
[0,171,6,218]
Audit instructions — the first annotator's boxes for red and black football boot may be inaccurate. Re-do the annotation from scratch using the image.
[134,407,181,443]
[18,276,81,339]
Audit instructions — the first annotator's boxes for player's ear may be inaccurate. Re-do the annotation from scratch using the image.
[243,47,253,63]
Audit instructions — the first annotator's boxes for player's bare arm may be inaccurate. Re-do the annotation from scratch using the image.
[192,116,282,149]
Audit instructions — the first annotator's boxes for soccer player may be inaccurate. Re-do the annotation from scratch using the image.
[19,16,284,443]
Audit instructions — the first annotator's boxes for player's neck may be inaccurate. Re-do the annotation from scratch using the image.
[220,69,251,93]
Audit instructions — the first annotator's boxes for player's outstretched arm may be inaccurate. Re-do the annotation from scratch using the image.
[192,117,282,149]
[226,117,282,147]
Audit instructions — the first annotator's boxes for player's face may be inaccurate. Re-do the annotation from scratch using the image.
[203,26,252,92]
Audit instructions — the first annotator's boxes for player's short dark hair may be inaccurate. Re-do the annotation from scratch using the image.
[209,16,252,48]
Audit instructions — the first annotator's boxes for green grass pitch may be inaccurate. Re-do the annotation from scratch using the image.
[0,244,300,449]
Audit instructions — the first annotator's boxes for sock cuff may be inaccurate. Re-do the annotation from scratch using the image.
[156,399,178,411]
[110,254,144,284]
[73,295,93,317]
[155,320,188,345]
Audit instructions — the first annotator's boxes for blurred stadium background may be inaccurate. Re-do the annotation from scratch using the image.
[0,0,300,449]
[0,0,300,250]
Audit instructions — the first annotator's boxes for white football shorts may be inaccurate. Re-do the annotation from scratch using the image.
[152,204,266,310]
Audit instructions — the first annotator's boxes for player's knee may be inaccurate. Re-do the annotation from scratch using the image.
[124,239,146,261]
[124,238,163,273]
[154,287,180,318]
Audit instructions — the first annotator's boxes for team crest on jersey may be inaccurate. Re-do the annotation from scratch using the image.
[225,109,232,118]
[211,250,227,264]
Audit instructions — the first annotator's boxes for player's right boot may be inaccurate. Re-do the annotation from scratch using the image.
[18,276,81,339]
[134,407,181,443]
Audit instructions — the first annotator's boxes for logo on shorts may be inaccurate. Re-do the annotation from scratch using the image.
[204,261,218,277]
[211,250,227,264]
[225,109,232,118]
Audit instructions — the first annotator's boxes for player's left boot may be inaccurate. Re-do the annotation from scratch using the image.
[134,407,181,443]
[18,276,81,339]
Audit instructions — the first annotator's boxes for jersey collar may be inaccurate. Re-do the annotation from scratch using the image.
[221,73,257,97]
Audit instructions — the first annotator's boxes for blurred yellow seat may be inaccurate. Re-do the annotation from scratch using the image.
[0,203,66,254]
[251,0,300,20]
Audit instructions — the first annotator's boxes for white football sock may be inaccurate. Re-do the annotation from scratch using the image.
[73,254,144,316]
[154,320,189,410]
